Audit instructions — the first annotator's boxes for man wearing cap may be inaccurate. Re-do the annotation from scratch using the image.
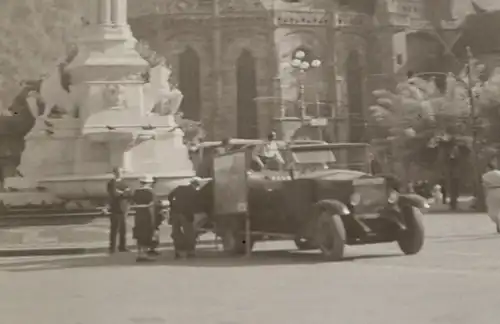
[132,175,158,262]
[252,131,284,171]
[168,177,203,259]
[106,167,131,253]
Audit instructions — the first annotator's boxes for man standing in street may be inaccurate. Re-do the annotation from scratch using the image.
[482,160,500,233]
[107,167,131,253]
[168,177,203,259]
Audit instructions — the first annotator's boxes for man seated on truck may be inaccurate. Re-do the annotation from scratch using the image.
[252,131,285,171]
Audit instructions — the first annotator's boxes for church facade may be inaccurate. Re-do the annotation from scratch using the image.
[128,0,460,141]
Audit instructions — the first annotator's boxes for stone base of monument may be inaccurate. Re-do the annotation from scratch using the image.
[0,173,196,213]
[1,0,201,212]
[38,172,194,201]
[2,114,196,206]
[0,191,63,208]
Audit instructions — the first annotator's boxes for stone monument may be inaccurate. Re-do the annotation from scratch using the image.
[3,0,194,203]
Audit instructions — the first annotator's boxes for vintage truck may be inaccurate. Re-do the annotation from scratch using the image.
[206,142,428,261]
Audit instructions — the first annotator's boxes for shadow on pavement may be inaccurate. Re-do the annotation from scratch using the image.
[0,248,402,272]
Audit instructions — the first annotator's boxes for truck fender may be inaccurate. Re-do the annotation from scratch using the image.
[314,199,350,216]
[398,194,430,210]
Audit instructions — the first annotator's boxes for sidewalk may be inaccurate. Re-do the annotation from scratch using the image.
[427,197,477,214]
[0,217,217,257]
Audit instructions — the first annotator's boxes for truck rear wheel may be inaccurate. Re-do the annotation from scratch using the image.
[397,206,425,255]
[315,210,346,261]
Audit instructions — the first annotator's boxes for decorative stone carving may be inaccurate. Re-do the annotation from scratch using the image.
[102,84,127,109]
[334,12,372,29]
[152,87,184,116]
[143,64,183,116]
[274,10,329,26]
[387,0,425,20]
[25,91,42,118]
[38,66,77,118]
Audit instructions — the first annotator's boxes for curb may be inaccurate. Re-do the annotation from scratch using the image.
[0,239,218,257]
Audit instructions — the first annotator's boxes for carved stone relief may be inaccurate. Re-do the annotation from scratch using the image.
[102,84,127,109]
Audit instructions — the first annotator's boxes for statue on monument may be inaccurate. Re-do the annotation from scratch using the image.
[144,63,184,117]
[25,50,79,121]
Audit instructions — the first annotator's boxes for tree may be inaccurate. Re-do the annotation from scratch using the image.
[0,0,83,111]
[370,58,500,209]
[368,65,495,193]
[476,67,500,144]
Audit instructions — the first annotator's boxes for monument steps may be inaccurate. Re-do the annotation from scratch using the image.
[0,207,110,225]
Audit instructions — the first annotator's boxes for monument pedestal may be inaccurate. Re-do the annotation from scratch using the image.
[16,118,81,182]
[1,0,196,206]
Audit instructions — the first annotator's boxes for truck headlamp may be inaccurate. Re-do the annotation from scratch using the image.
[350,192,361,206]
[388,190,399,204]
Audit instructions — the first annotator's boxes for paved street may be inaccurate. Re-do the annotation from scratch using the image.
[0,217,179,252]
[1,213,500,324]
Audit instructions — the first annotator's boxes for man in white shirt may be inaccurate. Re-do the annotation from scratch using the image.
[482,160,500,233]
[252,131,285,171]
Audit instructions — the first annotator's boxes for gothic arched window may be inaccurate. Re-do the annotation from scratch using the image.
[178,46,201,121]
[346,51,365,142]
[236,49,258,139]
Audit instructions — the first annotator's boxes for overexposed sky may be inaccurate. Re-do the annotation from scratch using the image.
[452,0,500,20]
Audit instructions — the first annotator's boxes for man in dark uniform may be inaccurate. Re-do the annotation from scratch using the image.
[168,177,202,259]
[106,167,131,253]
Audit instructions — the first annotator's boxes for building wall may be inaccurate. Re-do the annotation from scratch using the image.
[129,0,459,142]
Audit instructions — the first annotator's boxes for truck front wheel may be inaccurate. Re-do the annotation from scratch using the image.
[397,206,425,255]
[314,210,346,261]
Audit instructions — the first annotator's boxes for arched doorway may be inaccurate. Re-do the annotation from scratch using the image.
[178,47,201,121]
[236,49,258,139]
[346,51,365,142]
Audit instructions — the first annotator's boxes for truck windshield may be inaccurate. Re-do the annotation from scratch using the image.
[290,145,369,173]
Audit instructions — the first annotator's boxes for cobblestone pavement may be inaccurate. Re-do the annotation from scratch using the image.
[0,213,499,324]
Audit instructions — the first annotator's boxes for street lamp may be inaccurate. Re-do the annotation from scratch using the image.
[289,50,322,122]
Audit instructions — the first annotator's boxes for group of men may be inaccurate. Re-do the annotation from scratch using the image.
[105,131,285,262]
[106,167,203,262]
